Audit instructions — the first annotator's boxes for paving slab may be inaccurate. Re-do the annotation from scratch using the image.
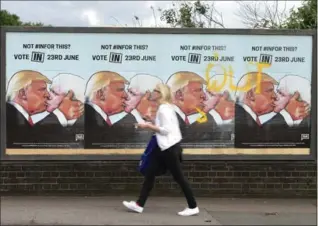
[209,211,317,225]
[1,196,220,225]
[201,198,316,213]
[1,196,316,225]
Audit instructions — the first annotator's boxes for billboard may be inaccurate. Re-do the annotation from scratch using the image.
[1,28,316,159]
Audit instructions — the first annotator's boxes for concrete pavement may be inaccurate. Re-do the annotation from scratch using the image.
[1,196,317,225]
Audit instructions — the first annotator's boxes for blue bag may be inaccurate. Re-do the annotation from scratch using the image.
[138,135,158,175]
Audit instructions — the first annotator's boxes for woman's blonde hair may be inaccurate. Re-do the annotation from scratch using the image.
[156,83,173,104]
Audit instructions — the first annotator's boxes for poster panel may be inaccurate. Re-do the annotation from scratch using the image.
[4,30,313,156]
[234,46,312,149]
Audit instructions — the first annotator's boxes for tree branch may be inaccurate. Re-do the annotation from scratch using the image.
[235,0,289,29]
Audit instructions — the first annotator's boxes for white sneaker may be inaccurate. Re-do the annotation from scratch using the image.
[122,201,143,213]
[178,207,199,216]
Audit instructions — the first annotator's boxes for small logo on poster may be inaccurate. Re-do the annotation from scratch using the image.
[109,52,123,63]
[75,134,84,141]
[188,53,201,64]
[300,134,309,141]
[31,51,45,63]
[259,54,272,64]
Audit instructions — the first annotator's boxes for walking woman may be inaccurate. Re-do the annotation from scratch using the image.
[123,83,199,217]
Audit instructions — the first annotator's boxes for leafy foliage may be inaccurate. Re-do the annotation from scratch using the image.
[283,0,317,29]
[158,0,317,29]
[2,0,316,30]
[0,10,48,26]
[0,10,21,26]
[22,22,46,27]
[159,1,224,28]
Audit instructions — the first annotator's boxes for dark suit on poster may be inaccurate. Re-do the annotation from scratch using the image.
[6,103,84,149]
[176,112,233,148]
[84,103,151,149]
[7,102,61,148]
[7,102,38,148]
[299,115,310,128]
[234,104,310,148]
[280,112,311,147]
[37,113,85,149]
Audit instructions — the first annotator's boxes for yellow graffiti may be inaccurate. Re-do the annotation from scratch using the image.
[196,52,272,123]
[205,55,272,94]
[205,65,228,92]
[247,62,271,94]
[195,107,207,123]
[228,64,253,93]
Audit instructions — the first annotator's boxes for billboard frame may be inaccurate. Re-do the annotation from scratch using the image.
[1,26,316,161]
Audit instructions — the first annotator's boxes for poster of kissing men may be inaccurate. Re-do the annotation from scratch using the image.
[4,30,314,156]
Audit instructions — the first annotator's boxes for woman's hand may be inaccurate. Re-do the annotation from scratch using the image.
[135,122,162,133]
[135,122,151,129]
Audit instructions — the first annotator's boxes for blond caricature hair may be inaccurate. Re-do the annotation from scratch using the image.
[156,83,173,104]
[235,72,278,103]
[166,71,206,94]
[6,70,51,101]
[85,71,128,100]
